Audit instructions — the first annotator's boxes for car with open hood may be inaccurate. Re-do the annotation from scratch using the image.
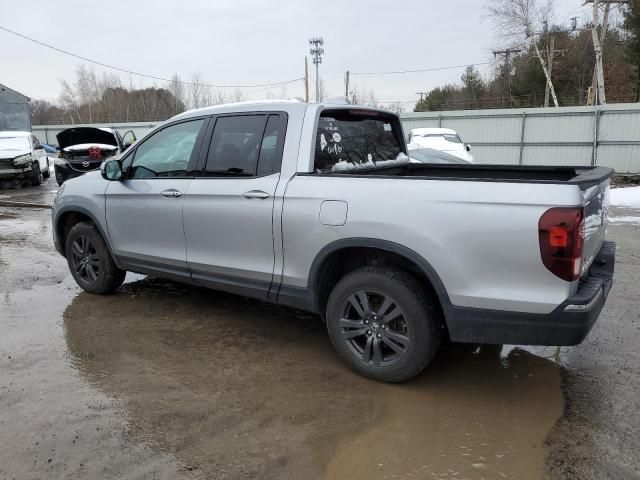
[54,127,136,186]
[0,131,51,186]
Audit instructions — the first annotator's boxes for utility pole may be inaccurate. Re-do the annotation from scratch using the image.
[415,91,428,102]
[544,35,567,107]
[344,70,350,101]
[585,0,629,105]
[304,56,309,103]
[309,37,324,102]
[493,48,521,107]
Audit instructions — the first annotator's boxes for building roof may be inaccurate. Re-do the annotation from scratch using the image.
[0,83,31,101]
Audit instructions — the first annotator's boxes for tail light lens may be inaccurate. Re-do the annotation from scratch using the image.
[539,207,584,282]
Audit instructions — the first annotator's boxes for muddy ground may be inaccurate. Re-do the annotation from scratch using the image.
[0,184,638,480]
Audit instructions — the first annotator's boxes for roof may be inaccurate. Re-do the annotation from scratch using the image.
[410,127,458,135]
[172,100,393,123]
[0,83,30,101]
[0,131,31,138]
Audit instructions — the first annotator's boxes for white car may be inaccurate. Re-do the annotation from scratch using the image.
[407,127,474,163]
[0,131,51,185]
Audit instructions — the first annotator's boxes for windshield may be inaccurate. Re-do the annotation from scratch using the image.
[0,137,30,151]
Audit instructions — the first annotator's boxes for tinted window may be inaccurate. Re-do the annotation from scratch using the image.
[256,115,286,176]
[130,120,203,178]
[205,115,267,176]
[314,111,403,172]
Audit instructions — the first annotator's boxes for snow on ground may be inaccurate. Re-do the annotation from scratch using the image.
[609,186,640,226]
[610,186,640,209]
[609,216,640,224]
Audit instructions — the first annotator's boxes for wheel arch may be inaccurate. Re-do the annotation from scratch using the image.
[54,206,120,267]
[308,238,452,322]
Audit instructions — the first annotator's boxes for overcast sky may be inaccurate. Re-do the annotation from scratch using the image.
[1,0,593,107]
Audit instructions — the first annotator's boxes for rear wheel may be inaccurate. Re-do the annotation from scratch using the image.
[326,267,442,383]
[42,161,50,179]
[30,162,42,186]
[65,222,126,294]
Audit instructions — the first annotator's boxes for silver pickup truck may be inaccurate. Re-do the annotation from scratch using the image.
[52,101,616,382]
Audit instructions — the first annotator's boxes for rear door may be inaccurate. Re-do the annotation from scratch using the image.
[183,113,287,298]
[105,118,208,278]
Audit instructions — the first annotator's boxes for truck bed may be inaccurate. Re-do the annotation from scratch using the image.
[311,164,614,189]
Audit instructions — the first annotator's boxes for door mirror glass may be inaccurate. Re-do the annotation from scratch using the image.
[122,130,137,149]
[102,159,122,181]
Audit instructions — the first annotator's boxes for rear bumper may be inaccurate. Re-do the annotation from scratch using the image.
[446,241,616,346]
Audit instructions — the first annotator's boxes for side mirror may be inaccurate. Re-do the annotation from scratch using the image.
[465,144,472,152]
[101,159,123,181]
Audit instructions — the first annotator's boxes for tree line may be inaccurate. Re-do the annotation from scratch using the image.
[415,0,640,112]
[29,66,249,125]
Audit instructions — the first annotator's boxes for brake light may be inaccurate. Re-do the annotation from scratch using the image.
[539,207,584,282]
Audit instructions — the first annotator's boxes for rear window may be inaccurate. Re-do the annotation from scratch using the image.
[313,110,405,172]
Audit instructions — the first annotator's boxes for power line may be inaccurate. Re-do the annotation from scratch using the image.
[0,24,302,89]
[349,61,494,76]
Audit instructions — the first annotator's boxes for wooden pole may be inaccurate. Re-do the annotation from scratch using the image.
[304,57,309,103]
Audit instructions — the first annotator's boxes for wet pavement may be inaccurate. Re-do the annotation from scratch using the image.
[0,183,638,480]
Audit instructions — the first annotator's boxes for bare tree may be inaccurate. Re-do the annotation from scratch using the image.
[485,0,559,106]
[230,88,245,103]
[168,73,187,114]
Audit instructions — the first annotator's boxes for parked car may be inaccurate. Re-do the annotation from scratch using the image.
[407,127,474,163]
[52,101,615,382]
[408,146,474,164]
[0,131,50,185]
[54,127,136,186]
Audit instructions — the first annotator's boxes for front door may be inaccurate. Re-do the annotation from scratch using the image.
[105,118,207,278]
[184,113,287,298]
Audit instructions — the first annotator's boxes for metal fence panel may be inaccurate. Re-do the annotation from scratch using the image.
[32,122,158,146]
[400,103,640,173]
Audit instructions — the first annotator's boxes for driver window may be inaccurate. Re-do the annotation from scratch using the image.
[130,119,204,178]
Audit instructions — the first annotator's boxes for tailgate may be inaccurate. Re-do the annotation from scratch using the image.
[581,179,610,275]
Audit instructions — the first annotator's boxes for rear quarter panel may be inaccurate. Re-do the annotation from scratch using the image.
[282,175,586,314]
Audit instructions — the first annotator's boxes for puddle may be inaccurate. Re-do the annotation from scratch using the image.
[62,279,563,480]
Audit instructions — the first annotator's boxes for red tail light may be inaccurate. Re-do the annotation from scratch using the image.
[539,207,584,282]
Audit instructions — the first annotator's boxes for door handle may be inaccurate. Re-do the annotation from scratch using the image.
[160,189,182,198]
[242,190,270,200]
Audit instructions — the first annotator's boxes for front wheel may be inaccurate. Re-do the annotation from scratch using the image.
[65,222,126,294]
[30,162,42,186]
[326,267,442,383]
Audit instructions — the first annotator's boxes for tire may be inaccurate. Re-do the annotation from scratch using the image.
[326,267,442,383]
[30,162,42,186]
[65,222,126,294]
[43,162,50,179]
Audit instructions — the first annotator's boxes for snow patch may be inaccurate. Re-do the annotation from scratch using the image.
[610,186,640,209]
[609,215,640,225]
[331,152,410,172]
